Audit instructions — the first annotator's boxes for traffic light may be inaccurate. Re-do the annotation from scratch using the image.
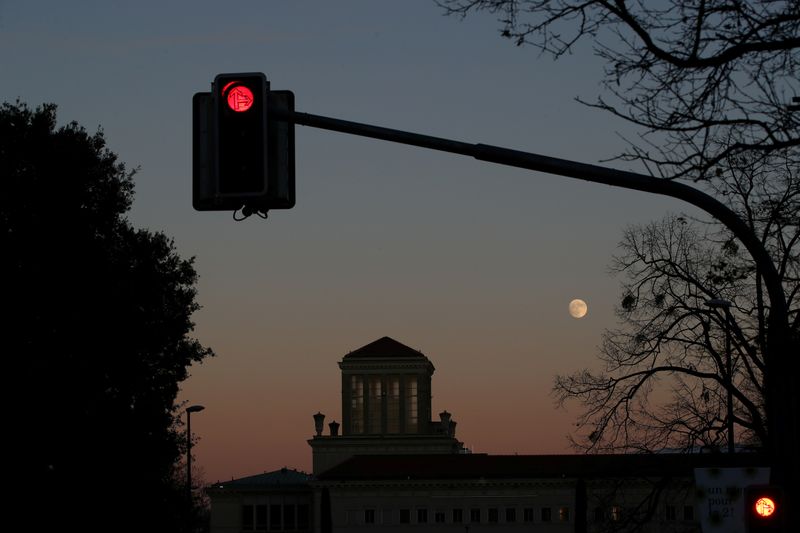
[193,72,295,214]
[215,73,268,199]
[744,485,784,532]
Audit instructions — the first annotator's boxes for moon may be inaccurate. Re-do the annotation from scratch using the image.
[569,299,588,319]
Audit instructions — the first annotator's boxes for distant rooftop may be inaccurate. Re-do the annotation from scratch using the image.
[317,453,769,481]
[343,336,427,359]
[210,467,311,489]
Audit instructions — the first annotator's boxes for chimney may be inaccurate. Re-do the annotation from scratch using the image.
[439,410,452,436]
[313,412,325,436]
[329,420,340,437]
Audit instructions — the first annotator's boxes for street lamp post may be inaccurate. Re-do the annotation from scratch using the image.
[706,299,734,453]
[186,405,205,503]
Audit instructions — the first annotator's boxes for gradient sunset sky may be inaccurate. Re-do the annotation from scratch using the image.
[1,1,705,483]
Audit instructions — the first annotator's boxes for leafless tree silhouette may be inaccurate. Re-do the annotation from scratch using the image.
[555,149,798,452]
[439,0,799,180]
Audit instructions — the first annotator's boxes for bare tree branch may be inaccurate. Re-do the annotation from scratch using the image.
[438,0,800,180]
[549,150,797,452]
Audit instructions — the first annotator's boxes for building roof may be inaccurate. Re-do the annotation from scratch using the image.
[317,453,769,481]
[343,336,427,359]
[210,467,311,489]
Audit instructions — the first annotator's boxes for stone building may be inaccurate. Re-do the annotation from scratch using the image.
[207,336,767,533]
[208,468,313,533]
[308,336,465,475]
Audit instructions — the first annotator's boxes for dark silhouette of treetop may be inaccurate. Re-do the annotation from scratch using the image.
[2,101,213,532]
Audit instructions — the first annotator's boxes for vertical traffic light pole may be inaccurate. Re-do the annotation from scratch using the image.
[270,107,796,529]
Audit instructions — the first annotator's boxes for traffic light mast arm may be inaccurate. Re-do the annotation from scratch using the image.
[275,107,788,331]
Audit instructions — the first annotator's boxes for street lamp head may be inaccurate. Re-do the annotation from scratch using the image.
[705,298,732,309]
[187,405,205,413]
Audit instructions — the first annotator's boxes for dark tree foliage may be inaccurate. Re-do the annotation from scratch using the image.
[439,0,799,180]
[1,102,212,531]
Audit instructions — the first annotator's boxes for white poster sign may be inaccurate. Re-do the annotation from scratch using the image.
[694,466,770,533]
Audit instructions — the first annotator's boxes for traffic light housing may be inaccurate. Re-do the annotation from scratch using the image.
[215,73,268,199]
[193,72,295,213]
[744,485,784,532]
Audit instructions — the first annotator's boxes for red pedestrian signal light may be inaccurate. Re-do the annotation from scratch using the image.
[744,485,783,532]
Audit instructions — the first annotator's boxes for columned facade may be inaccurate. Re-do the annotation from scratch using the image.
[309,337,462,475]
[340,354,433,436]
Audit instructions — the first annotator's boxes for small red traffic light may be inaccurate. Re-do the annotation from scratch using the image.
[754,496,776,518]
[224,83,254,112]
[744,484,783,532]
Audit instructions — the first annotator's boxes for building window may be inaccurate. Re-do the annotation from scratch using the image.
[665,505,676,521]
[387,376,400,433]
[405,376,418,432]
[506,508,516,523]
[611,506,622,522]
[256,504,267,530]
[541,507,552,522]
[350,375,364,434]
[488,508,499,523]
[453,509,463,523]
[368,376,383,433]
[594,507,604,522]
[435,510,446,523]
[559,507,570,522]
[297,504,310,531]
[470,508,481,523]
[284,504,295,530]
[417,508,428,524]
[684,505,694,521]
[523,508,534,523]
[270,504,282,530]
[400,509,411,524]
[364,509,375,524]
[242,505,254,530]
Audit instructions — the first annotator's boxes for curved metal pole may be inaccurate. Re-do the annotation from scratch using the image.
[281,110,786,309]
[281,109,788,332]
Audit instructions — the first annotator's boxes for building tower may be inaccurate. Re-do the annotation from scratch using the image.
[309,337,463,474]
[340,336,434,436]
